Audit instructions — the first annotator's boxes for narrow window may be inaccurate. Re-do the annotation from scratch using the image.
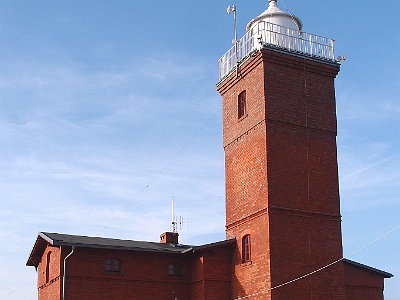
[238,91,247,119]
[105,259,111,271]
[168,263,181,276]
[168,263,174,275]
[242,235,251,263]
[175,264,181,275]
[46,251,51,283]
[105,259,121,272]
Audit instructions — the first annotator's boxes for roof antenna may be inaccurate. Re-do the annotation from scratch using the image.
[172,197,177,233]
[171,197,187,233]
[227,5,238,46]
[227,5,240,76]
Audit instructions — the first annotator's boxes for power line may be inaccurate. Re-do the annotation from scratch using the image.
[2,279,36,299]
[5,114,217,298]
[234,224,400,300]
[97,114,215,235]
[6,113,218,299]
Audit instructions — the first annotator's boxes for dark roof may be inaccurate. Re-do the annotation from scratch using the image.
[41,232,192,252]
[344,258,394,278]
[26,232,235,267]
[184,236,236,253]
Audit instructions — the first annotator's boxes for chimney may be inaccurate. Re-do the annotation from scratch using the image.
[160,232,179,244]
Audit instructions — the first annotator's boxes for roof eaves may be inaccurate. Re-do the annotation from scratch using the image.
[64,243,187,254]
[28,232,237,266]
[191,237,236,252]
[344,258,394,278]
[38,232,192,254]
[26,233,50,267]
[39,232,57,245]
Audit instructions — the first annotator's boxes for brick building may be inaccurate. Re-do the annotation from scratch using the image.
[27,232,234,300]
[27,1,393,299]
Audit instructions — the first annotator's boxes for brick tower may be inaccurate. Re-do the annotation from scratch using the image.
[217,1,345,299]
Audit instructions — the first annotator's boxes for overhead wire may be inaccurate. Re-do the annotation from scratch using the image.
[5,113,218,298]
[233,224,400,300]
[2,279,36,299]
[97,113,216,236]
[15,2,395,297]
[9,2,395,299]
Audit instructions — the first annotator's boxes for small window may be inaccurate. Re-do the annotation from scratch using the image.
[46,251,51,283]
[105,259,121,272]
[168,263,174,275]
[168,263,181,276]
[238,91,247,119]
[175,264,181,275]
[242,234,251,263]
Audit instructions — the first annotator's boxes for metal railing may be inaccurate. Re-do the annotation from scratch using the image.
[218,21,335,80]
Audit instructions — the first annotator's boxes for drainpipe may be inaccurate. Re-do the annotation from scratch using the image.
[62,245,76,300]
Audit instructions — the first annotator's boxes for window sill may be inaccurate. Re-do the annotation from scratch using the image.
[104,271,122,276]
[238,114,248,122]
[242,260,252,267]
[168,274,183,278]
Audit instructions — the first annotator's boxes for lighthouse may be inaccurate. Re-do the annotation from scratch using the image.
[217,1,344,298]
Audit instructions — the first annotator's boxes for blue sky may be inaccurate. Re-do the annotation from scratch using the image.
[0,0,399,299]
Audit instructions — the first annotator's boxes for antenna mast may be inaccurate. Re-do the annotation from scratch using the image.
[227,5,237,44]
[227,5,239,49]
[171,197,187,233]
[172,197,177,233]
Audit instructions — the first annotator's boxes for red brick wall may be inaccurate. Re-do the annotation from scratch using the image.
[264,49,344,299]
[63,246,191,300]
[37,245,62,300]
[220,53,272,299]
[218,48,344,299]
[36,243,232,300]
[344,263,385,300]
[228,214,272,299]
[190,255,205,300]
[197,247,232,299]
[188,247,233,299]
[225,123,268,226]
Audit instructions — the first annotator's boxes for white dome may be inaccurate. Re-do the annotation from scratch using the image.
[246,0,302,32]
